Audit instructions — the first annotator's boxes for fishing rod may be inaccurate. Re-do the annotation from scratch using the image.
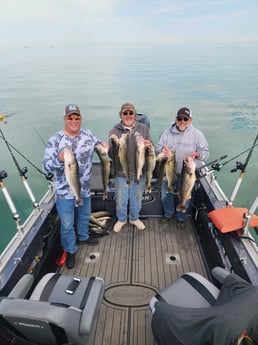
[0,127,40,209]
[228,133,258,206]
[197,155,228,172]
[199,141,258,177]
[0,132,53,180]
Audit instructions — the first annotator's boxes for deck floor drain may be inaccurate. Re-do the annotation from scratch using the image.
[85,252,100,263]
[165,253,180,265]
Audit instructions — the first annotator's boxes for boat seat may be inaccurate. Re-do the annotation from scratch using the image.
[150,270,221,311]
[0,273,104,345]
[150,267,258,345]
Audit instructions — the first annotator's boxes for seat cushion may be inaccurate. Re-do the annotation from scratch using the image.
[208,207,258,233]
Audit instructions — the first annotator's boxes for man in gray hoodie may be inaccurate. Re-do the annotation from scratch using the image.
[109,103,153,233]
[156,107,209,228]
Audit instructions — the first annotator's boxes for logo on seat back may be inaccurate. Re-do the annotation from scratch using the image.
[14,321,45,329]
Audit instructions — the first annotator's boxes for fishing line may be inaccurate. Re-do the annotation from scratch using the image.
[0,130,52,179]
[230,133,258,172]
[27,122,47,146]
[0,127,25,176]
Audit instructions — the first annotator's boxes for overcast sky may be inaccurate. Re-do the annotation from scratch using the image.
[1,0,258,48]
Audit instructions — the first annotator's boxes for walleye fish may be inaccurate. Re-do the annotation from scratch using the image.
[91,211,112,218]
[145,144,156,193]
[135,135,146,184]
[63,148,83,207]
[157,149,176,193]
[176,156,196,213]
[157,151,167,192]
[90,215,108,228]
[89,211,113,236]
[109,135,119,178]
[165,149,176,193]
[110,133,130,185]
[95,143,111,200]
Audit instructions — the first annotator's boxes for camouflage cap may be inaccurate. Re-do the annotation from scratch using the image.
[119,103,136,114]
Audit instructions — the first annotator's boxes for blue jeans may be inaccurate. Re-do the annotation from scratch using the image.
[114,176,145,221]
[161,177,190,222]
[56,196,91,254]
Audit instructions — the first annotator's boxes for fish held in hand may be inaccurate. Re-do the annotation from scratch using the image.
[176,156,196,213]
[165,149,176,193]
[95,143,111,200]
[110,133,130,185]
[135,135,146,184]
[157,149,176,193]
[157,151,168,192]
[145,144,156,193]
[63,148,83,207]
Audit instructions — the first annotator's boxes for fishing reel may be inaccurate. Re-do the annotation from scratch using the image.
[0,170,8,180]
[211,163,223,171]
[230,161,245,173]
[45,172,54,181]
[19,166,28,176]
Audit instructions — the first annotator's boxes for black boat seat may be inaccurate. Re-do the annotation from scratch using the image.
[150,267,258,345]
[0,273,104,345]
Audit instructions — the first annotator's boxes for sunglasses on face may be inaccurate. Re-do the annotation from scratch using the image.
[176,117,189,122]
[66,114,81,121]
[122,110,135,116]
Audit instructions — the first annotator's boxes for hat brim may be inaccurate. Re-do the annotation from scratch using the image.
[65,111,81,117]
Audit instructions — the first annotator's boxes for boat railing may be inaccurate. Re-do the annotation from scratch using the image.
[197,164,229,208]
[0,183,55,288]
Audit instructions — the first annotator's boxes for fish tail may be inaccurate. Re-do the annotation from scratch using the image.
[176,204,186,213]
[145,185,151,193]
[166,186,174,193]
[75,198,84,207]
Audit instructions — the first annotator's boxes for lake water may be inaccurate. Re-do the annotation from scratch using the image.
[1,43,258,253]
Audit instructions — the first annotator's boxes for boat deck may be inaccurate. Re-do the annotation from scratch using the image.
[61,216,207,345]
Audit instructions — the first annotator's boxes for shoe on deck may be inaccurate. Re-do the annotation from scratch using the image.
[77,237,99,245]
[66,253,75,269]
[113,221,127,233]
[129,219,145,230]
[158,216,174,224]
[176,220,186,230]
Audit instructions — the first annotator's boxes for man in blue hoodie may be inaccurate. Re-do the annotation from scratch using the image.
[156,107,209,229]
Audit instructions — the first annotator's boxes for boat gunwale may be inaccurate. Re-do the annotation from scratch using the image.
[0,188,55,289]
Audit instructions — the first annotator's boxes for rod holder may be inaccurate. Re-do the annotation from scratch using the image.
[0,174,24,235]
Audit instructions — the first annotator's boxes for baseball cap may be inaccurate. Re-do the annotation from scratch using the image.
[176,107,192,119]
[120,103,136,114]
[64,104,81,117]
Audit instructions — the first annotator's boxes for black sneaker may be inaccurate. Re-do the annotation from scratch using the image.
[77,237,99,245]
[66,253,75,269]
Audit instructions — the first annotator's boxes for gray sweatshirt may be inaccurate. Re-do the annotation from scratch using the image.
[156,123,209,174]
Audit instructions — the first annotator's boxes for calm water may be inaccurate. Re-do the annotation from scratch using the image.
[1,43,258,253]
